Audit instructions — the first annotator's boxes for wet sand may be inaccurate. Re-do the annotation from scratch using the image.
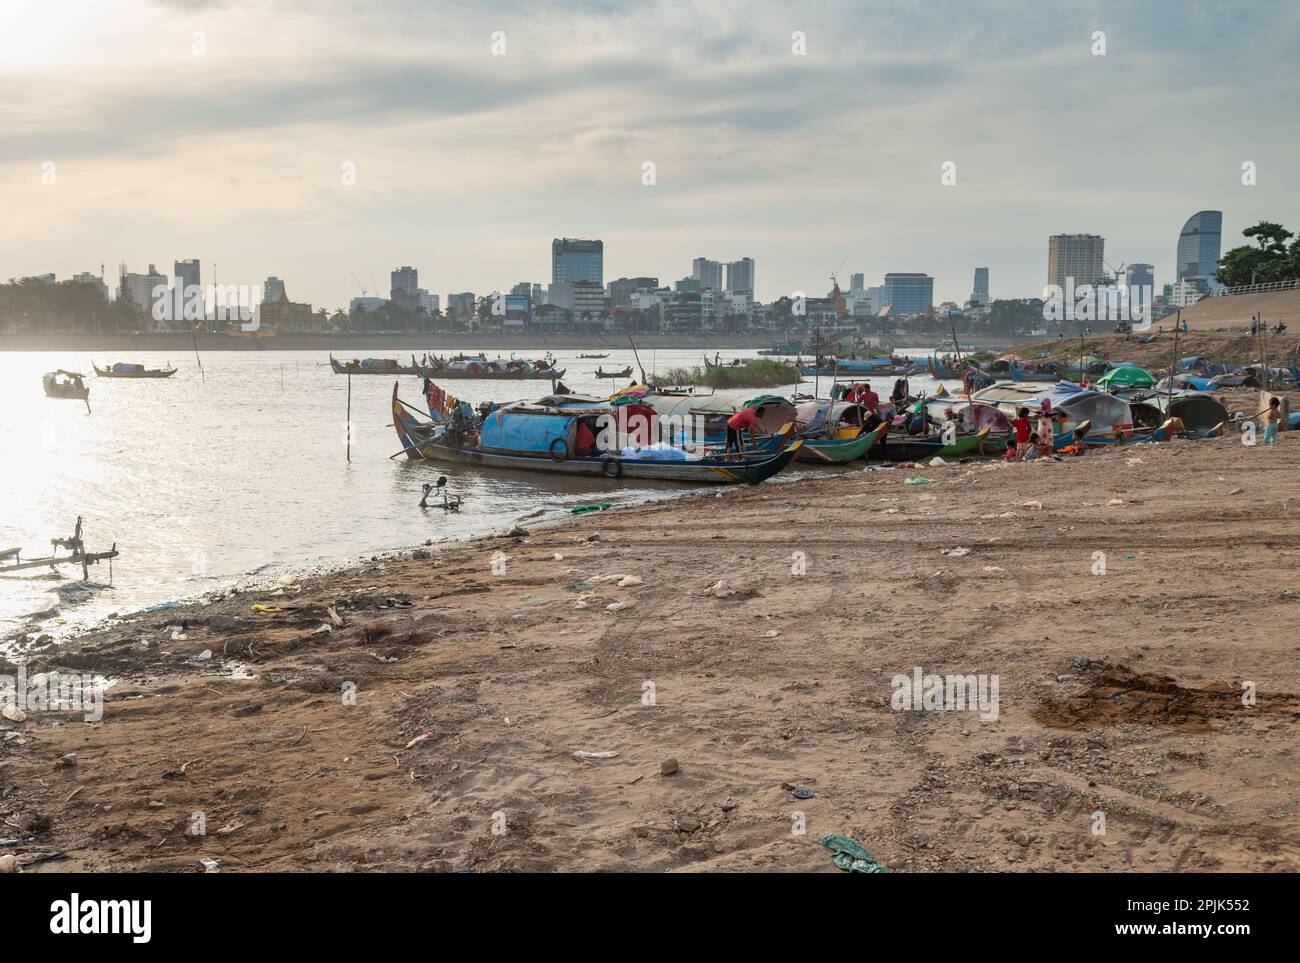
[2,406,1298,872]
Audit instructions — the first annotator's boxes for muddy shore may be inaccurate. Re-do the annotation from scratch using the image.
[2,417,1298,872]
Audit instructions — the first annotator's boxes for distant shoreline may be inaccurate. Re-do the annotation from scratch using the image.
[0,332,1024,352]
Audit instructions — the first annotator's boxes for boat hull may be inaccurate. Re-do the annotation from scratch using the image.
[392,384,799,484]
[868,426,991,461]
[796,423,887,463]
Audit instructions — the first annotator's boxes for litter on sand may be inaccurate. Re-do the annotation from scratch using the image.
[820,834,891,874]
[941,547,972,557]
[904,477,937,486]
[572,750,620,762]
[571,503,614,515]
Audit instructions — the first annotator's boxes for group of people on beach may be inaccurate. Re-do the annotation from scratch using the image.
[1004,399,1085,461]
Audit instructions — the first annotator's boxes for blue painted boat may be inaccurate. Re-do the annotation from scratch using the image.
[392,383,803,484]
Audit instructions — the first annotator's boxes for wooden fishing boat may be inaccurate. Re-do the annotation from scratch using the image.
[420,355,566,380]
[391,383,802,484]
[797,422,888,463]
[595,366,634,379]
[93,362,177,379]
[43,370,90,401]
[577,353,609,359]
[868,426,991,462]
[330,355,423,375]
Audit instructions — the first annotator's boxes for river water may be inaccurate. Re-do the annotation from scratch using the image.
[0,345,943,642]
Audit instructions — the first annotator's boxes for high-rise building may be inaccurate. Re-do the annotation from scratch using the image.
[1175,211,1223,289]
[552,238,603,285]
[390,266,418,298]
[263,277,286,303]
[1047,234,1105,291]
[119,264,169,312]
[417,289,440,314]
[970,267,990,306]
[691,258,722,291]
[725,257,754,295]
[883,273,934,316]
[174,259,201,295]
[850,273,865,293]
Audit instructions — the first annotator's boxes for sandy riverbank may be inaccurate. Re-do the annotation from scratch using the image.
[2,428,1299,872]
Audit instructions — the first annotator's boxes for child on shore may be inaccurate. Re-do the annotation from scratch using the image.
[1261,397,1282,446]
[1003,437,1019,462]
[1010,406,1032,459]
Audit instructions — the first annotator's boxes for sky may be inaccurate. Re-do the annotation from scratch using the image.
[2,0,1298,310]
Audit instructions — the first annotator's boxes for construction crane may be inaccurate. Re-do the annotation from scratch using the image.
[350,272,367,296]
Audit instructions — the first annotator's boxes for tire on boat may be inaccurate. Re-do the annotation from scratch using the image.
[549,438,569,462]
[601,456,622,478]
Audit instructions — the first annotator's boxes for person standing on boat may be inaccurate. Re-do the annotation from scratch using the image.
[858,381,879,413]
[726,405,765,454]
[890,377,910,409]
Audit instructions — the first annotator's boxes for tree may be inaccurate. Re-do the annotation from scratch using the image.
[1216,220,1300,287]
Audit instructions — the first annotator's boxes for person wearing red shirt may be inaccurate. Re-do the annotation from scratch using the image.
[726,405,763,453]
[1010,406,1033,458]
[858,381,879,413]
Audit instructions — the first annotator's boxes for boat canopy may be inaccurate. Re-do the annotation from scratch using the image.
[794,399,868,432]
[642,392,796,435]
[111,362,143,373]
[923,398,1010,433]
[972,381,1132,432]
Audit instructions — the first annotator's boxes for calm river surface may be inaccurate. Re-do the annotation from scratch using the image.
[0,345,942,641]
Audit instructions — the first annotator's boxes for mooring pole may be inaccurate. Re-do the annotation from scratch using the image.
[346,372,352,463]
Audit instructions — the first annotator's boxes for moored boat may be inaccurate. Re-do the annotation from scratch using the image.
[391,383,803,484]
[595,366,634,379]
[330,355,423,375]
[93,361,178,379]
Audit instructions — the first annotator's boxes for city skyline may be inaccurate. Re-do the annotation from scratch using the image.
[3,0,1298,308]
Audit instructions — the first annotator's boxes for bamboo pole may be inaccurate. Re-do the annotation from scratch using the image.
[346,372,352,463]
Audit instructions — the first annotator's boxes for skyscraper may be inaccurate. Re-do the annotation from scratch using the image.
[390,266,418,299]
[725,257,754,294]
[1175,211,1223,288]
[263,277,286,303]
[1047,235,1105,291]
[174,259,200,294]
[691,257,722,291]
[970,267,989,306]
[552,238,603,285]
[883,273,934,316]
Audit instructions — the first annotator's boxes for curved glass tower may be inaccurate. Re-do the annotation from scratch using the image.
[1176,211,1223,283]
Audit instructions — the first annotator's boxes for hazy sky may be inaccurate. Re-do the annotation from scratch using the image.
[2,0,1297,309]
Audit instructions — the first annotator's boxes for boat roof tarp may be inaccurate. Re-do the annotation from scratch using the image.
[972,381,1131,430]
[643,391,795,434]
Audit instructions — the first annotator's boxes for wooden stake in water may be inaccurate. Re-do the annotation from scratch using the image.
[346,372,352,463]
[192,323,204,379]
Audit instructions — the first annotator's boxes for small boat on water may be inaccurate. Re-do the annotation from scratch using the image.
[93,361,178,379]
[798,422,888,463]
[422,354,565,380]
[43,370,90,401]
[577,353,609,359]
[330,355,423,375]
[595,366,634,379]
[392,383,803,484]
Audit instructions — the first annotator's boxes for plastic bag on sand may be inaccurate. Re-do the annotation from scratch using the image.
[710,580,736,598]
[904,477,937,486]
[929,456,949,467]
